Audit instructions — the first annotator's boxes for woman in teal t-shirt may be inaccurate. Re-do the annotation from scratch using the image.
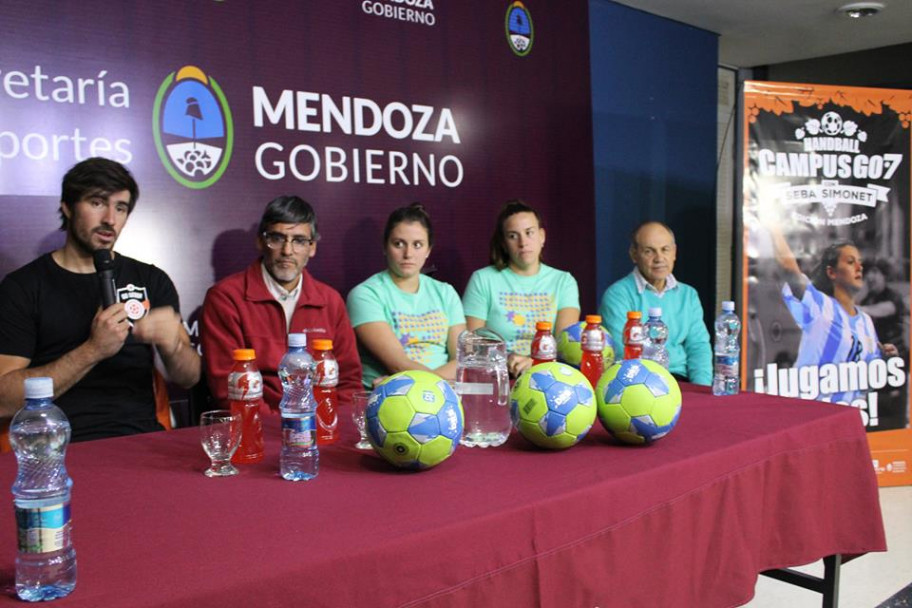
[462,200,580,378]
[346,203,466,388]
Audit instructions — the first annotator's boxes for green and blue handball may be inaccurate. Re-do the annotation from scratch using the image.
[366,370,464,469]
[595,359,682,445]
[510,362,596,449]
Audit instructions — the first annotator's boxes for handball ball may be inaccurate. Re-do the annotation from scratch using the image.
[366,370,464,469]
[595,359,682,445]
[510,362,596,449]
[557,321,616,368]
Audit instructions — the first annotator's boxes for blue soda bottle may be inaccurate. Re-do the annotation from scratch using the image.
[10,377,77,601]
[712,301,741,396]
[278,333,319,481]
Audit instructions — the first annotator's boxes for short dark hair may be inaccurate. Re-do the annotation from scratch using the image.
[489,199,543,271]
[629,220,675,251]
[383,203,433,247]
[258,195,319,238]
[811,241,856,296]
[59,157,139,230]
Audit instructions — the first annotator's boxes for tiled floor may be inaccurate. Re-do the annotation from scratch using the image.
[743,485,912,607]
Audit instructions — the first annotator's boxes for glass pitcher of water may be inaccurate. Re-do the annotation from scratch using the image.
[455,328,511,448]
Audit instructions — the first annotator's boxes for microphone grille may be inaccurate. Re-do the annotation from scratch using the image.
[92,249,115,271]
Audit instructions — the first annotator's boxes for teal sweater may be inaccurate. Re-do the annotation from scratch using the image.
[598,272,712,385]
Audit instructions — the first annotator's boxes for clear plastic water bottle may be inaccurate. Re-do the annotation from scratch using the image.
[712,301,741,396]
[642,307,669,370]
[277,333,319,480]
[10,377,77,601]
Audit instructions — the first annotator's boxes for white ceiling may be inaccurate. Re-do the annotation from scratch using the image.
[609,0,912,68]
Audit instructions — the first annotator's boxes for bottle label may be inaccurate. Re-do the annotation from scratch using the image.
[16,501,71,554]
[714,354,739,378]
[581,328,604,351]
[315,359,339,388]
[625,325,644,344]
[531,336,557,361]
[228,370,263,400]
[282,416,315,449]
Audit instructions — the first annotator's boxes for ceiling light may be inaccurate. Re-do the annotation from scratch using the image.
[837,2,885,18]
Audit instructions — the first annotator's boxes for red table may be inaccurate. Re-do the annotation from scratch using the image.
[0,385,886,607]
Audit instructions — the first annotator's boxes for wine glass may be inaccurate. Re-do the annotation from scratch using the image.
[200,410,242,477]
[351,391,373,450]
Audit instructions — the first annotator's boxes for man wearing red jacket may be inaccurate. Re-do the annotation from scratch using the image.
[201,195,362,410]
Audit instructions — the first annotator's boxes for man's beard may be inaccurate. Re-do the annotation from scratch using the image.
[70,224,114,256]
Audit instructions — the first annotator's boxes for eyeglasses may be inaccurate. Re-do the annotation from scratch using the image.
[262,232,317,251]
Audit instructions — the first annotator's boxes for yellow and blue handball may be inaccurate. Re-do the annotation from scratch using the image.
[595,359,682,445]
[366,370,463,470]
[510,362,596,449]
[557,321,616,368]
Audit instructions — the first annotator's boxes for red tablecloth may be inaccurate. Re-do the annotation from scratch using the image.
[0,385,886,607]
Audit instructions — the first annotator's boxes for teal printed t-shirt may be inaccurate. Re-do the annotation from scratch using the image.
[462,264,579,355]
[347,271,466,388]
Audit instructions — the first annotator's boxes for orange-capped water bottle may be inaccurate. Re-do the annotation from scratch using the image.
[228,349,265,464]
[530,321,557,366]
[580,315,605,389]
[312,339,340,445]
[623,311,645,360]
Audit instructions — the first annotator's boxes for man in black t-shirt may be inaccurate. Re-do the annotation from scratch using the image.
[0,158,200,440]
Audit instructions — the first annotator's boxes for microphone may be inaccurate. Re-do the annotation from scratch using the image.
[92,249,117,308]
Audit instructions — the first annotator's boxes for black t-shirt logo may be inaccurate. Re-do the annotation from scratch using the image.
[117,284,150,321]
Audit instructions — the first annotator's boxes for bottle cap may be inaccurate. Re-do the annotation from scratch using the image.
[722,301,735,312]
[24,377,53,399]
[312,339,333,350]
[288,333,307,348]
[535,321,552,331]
[232,348,256,361]
[626,311,642,320]
[585,315,602,324]
[648,307,662,318]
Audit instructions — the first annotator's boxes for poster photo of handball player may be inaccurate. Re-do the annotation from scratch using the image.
[742,82,912,483]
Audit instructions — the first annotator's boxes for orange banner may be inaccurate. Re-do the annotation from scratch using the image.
[743,81,912,486]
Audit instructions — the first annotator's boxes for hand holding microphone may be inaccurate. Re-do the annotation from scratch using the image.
[87,249,129,360]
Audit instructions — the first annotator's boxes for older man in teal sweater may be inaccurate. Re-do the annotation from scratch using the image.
[598,221,712,385]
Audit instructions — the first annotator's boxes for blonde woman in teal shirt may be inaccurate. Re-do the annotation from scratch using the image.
[463,200,580,378]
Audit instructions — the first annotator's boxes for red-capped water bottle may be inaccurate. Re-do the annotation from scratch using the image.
[530,321,557,366]
[312,339,340,445]
[623,311,645,360]
[228,349,265,464]
[580,315,605,389]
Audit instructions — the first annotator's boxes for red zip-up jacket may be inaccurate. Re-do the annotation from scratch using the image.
[201,261,362,411]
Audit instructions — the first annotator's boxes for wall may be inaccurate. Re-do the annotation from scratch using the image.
[0,1,595,337]
[589,0,719,326]
[756,42,912,90]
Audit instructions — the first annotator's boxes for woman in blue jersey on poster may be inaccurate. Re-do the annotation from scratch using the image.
[346,203,466,388]
[769,224,897,403]
[462,200,580,378]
